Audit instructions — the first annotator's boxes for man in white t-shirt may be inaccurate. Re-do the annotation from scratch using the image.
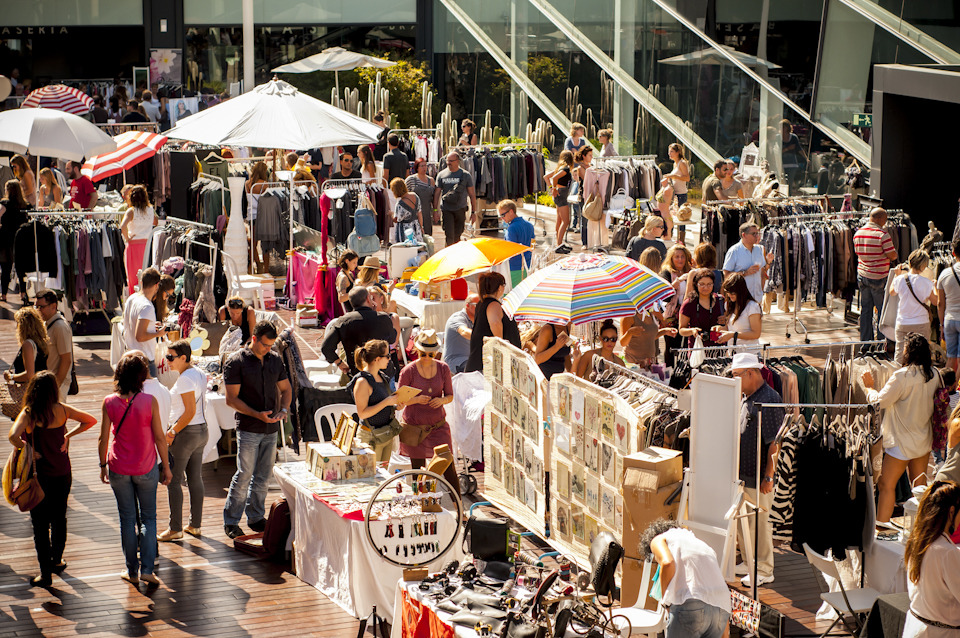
[122,267,163,376]
[159,339,210,541]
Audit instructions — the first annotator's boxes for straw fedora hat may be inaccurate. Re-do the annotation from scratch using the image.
[359,256,381,270]
[414,329,442,353]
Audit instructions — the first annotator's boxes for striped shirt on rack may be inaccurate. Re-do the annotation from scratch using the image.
[854,222,896,279]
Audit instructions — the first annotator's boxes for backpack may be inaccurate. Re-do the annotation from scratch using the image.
[233,497,291,561]
[348,200,380,257]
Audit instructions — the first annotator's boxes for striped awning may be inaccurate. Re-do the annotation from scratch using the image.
[502,254,675,325]
[81,131,168,182]
[21,84,94,115]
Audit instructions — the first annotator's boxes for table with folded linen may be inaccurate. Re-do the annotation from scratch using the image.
[391,288,463,332]
[275,462,463,624]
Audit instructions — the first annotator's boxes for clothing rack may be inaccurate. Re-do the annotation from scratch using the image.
[26,210,124,292]
[592,354,679,397]
[185,238,219,271]
[454,142,542,151]
[164,216,215,230]
[388,127,441,136]
[755,401,877,410]
[597,154,657,161]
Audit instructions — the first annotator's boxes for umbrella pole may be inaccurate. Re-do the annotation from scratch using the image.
[335,71,340,107]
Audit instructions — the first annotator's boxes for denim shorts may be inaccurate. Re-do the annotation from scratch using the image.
[945,319,960,357]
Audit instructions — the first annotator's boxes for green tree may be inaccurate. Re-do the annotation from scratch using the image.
[356,56,440,129]
[491,54,566,100]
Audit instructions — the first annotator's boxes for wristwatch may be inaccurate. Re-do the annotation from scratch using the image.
[762,476,774,483]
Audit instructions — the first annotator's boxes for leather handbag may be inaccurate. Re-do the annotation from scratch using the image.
[463,515,509,560]
[367,416,403,447]
[589,532,623,606]
[398,418,443,447]
[582,191,604,222]
[1,381,25,420]
[11,431,44,512]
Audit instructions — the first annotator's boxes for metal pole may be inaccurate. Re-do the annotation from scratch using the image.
[242,0,254,93]
[754,405,762,601]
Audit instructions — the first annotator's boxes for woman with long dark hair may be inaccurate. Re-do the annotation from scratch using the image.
[7,371,97,587]
[863,333,940,530]
[152,274,175,325]
[575,319,624,379]
[715,273,762,350]
[545,150,575,251]
[336,249,359,313]
[99,351,172,587]
[0,179,29,302]
[678,270,725,349]
[119,185,159,295]
[465,272,521,373]
[10,155,36,208]
[902,480,960,636]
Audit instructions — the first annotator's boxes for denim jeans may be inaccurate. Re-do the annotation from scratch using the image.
[109,464,159,577]
[223,429,276,526]
[167,423,208,531]
[665,599,730,638]
[858,276,886,344]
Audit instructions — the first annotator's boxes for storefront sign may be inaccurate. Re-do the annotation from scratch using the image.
[1,26,70,35]
[853,113,872,127]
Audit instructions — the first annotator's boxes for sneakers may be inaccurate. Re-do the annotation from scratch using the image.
[248,518,267,533]
[121,570,139,585]
[140,573,162,587]
[740,573,775,587]
[184,526,201,538]
[734,562,749,576]
[157,529,184,542]
[224,524,244,539]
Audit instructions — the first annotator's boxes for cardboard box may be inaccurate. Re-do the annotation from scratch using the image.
[622,447,683,488]
[305,442,376,480]
[621,556,659,611]
[621,474,682,559]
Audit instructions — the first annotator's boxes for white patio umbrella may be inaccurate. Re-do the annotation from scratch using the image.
[271,46,395,99]
[163,77,382,149]
[0,107,117,161]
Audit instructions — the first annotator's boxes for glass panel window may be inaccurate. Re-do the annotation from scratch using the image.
[4,0,142,26]
[185,0,415,26]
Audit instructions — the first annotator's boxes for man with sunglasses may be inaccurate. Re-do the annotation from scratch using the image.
[35,289,73,400]
[334,152,362,180]
[498,199,534,287]
[223,321,292,539]
[722,222,773,306]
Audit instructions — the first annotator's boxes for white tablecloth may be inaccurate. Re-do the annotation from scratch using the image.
[865,539,907,594]
[202,392,238,463]
[391,289,463,332]
[275,465,463,623]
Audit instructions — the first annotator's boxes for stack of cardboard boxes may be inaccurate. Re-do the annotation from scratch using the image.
[620,446,684,609]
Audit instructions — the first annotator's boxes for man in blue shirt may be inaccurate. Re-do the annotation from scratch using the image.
[722,222,773,305]
[442,293,480,373]
[498,199,535,286]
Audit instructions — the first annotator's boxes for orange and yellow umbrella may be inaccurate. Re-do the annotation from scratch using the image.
[412,237,532,283]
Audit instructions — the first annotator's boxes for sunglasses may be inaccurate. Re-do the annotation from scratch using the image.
[601,336,617,343]
[164,354,178,361]
[34,302,51,310]
[341,158,353,163]
[228,300,244,309]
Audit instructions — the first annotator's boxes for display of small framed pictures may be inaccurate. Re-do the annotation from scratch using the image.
[555,502,570,538]
[523,440,534,475]
[492,348,503,384]
[518,404,527,438]
[585,515,600,545]
[572,422,585,462]
[601,442,615,483]
[571,462,586,501]
[503,462,514,494]
[492,383,505,415]
[514,433,524,467]
[614,413,630,454]
[615,454,624,486]
[571,388,585,425]
[525,478,538,511]
[555,462,571,500]
[490,446,502,480]
[586,436,599,473]
[558,384,570,421]
[532,455,544,492]
[571,508,585,542]
[601,486,616,525]
[585,475,600,513]
[584,396,599,435]
[511,356,522,388]
[527,406,539,444]
[323,457,341,481]
[514,467,524,500]
[503,426,514,461]
[554,420,571,457]
[490,413,502,443]
[600,401,615,441]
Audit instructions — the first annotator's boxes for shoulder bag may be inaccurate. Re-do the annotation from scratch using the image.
[904,275,940,343]
[582,176,604,222]
[462,514,509,560]
[11,429,44,512]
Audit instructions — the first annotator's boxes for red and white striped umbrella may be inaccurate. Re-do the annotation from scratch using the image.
[81,131,168,182]
[21,84,94,115]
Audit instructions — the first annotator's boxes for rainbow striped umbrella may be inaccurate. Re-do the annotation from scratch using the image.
[21,84,94,115]
[81,131,168,182]
[502,254,674,325]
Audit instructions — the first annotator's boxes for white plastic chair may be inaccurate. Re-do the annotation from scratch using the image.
[222,251,264,310]
[802,543,880,637]
[604,559,668,637]
[313,403,356,442]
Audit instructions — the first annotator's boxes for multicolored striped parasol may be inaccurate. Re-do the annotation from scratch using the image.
[21,84,94,115]
[81,131,168,182]
[502,253,674,325]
